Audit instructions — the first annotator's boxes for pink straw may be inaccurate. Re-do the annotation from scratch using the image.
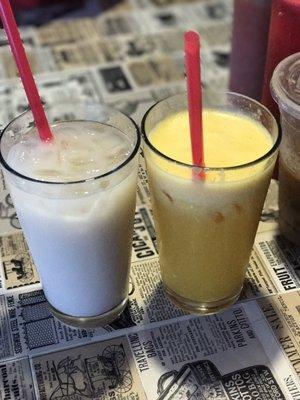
[0,0,52,142]
[184,31,204,168]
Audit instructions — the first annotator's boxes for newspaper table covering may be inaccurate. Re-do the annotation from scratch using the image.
[0,0,300,399]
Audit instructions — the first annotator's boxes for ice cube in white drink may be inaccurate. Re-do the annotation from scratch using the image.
[5,121,139,319]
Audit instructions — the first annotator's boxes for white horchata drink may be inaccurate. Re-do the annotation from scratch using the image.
[0,105,140,328]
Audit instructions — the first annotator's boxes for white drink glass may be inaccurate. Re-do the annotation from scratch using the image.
[0,102,140,328]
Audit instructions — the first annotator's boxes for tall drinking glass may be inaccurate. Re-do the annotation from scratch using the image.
[0,102,140,327]
[142,92,280,314]
[271,52,300,246]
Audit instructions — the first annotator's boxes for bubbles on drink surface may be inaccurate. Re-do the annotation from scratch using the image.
[7,121,133,183]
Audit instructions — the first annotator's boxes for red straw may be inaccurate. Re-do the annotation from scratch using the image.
[0,0,52,142]
[184,31,204,168]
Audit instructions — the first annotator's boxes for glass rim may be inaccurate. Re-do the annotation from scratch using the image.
[270,52,300,118]
[0,105,141,185]
[141,91,281,172]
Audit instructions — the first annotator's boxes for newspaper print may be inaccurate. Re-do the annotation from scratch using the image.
[134,8,193,34]
[187,0,233,25]
[29,301,300,400]
[32,336,146,400]
[0,289,109,361]
[136,152,151,207]
[0,357,35,400]
[0,293,14,359]
[258,291,300,377]
[104,80,185,114]
[241,249,279,299]
[50,39,121,71]
[238,179,298,300]
[128,301,300,399]
[0,26,38,48]
[48,28,225,73]
[127,56,183,88]
[129,0,233,17]
[0,286,135,361]
[254,229,300,292]
[97,11,143,37]
[36,18,99,47]
[130,0,232,35]
[0,171,20,236]
[240,239,299,301]
[0,8,232,100]
[0,46,56,79]
[0,232,40,292]
[0,0,233,83]
[0,69,103,127]
[5,291,154,364]
[196,21,232,49]
[96,63,136,95]
[132,206,157,264]
[130,258,186,325]
[116,31,184,60]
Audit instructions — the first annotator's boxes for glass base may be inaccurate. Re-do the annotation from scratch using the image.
[163,283,242,315]
[48,297,128,329]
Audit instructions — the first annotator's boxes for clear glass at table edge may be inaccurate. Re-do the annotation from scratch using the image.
[271,52,300,246]
[0,101,140,328]
[142,92,281,315]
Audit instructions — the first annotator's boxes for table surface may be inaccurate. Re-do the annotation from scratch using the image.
[0,0,299,399]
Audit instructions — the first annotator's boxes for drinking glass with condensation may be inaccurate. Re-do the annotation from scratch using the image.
[142,92,281,314]
[271,52,300,246]
[0,102,140,328]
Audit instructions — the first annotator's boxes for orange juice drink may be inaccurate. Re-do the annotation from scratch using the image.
[142,93,280,314]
